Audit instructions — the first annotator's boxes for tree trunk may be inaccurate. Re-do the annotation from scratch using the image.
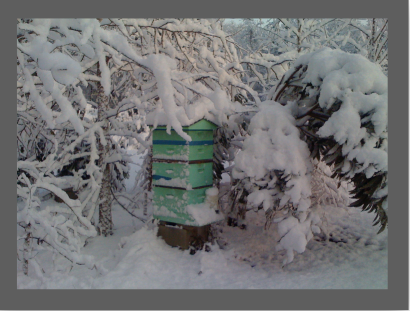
[23,223,31,275]
[144,146,153,217]
[97,62,113,236]
[369,18,376,61]
[297,19,302,53]
[98,160,113,236]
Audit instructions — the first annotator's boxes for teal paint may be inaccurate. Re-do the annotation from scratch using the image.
[153,128,214,142]
[152,144,214,161]
[153,186,212,224]
[153,140,214,146]
[148,119,218,226]
[152,162,213,188]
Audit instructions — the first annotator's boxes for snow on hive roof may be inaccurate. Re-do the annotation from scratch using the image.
[145,102,219,128]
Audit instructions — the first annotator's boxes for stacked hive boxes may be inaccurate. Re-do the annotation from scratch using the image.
[151,119,218,226]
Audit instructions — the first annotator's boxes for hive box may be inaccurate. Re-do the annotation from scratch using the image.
[149,119,220,226]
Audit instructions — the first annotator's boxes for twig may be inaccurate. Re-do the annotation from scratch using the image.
[110,187,146,222]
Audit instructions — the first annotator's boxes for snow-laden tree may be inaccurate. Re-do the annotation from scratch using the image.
[232,48,387,265]
[222,19,299,97]
[223,19,268,53]
[16,18,162,274]
[225,18,388,89]
[250,18,388,73]
[348,18,388,72]
[17,18,262,275]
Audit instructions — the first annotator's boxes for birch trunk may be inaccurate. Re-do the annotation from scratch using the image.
[97,78,113,236]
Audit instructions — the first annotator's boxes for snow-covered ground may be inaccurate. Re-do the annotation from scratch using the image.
[17,184,387,289]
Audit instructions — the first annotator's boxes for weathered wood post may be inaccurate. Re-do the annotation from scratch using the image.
[147,119,223,250]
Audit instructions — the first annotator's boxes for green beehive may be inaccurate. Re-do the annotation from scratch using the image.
[148,119,220,226]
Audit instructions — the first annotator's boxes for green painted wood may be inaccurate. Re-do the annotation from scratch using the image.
[188,162,213,188]
[151,122,214,161]
[153,129,186,142]
[185,119,218,130]
[153,129,214,142]
[153,186,212,225]
[150,119,218,226]
[153,144,213,161]
[153,186,190,222]
[152,162,189,187]
[188,145,213,161]
[152,144,189,161]
[152,162,213,188]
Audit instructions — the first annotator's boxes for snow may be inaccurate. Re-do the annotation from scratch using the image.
[276,212,321,265]
[38,51,82,86]
[294,48,388,178]
[17,188,387,289]
[145,94,228,129]
[16,18,388,291]
[205,187,219,209]
[186,203,224,226]
[233,101,312,212]
[154,205,179,219]
[144,54,192,141]
[205,187,218,196]
[153,147,189,161]
[153,177,188,188]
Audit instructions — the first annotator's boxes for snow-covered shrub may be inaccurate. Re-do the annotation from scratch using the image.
[273,47,388,233]
[232,101,321,264]
[231,47,387,265]
[275,211,321,266]
[311,160,351,208]
[233,101,312,212]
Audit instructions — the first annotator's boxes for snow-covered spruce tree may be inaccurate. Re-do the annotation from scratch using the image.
[232,48,387,265]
